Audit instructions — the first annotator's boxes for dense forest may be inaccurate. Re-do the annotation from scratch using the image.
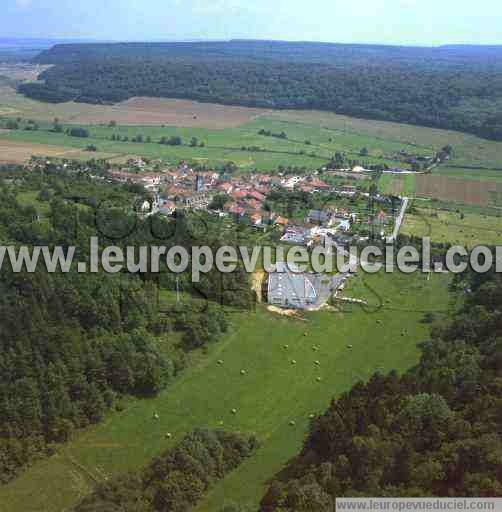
[0,164,253,484]
[259,267,502,510]
[73,429,259,511]
[20,40,502,141]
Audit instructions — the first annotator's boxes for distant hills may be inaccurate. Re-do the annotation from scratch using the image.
[33,39,502,67]
[0,38,65,63]
[14,39,502,141]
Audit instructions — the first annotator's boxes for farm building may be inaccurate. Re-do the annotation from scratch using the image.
[305,209,333,226]
[267,262,324,309]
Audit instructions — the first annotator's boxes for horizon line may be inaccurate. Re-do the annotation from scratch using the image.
[2,36,502,49]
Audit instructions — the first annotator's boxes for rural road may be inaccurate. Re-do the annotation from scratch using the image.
[387,196,409,243]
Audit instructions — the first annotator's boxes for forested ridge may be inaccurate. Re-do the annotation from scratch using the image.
[0,164,252,484]
[259,268,502,510]
[20,40,502,141]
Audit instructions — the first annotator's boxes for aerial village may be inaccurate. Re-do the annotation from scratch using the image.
[21,154,410,310]
[99,157,405,310]
[105,157,399,242]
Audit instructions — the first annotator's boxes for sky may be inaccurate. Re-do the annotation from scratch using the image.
[2,0,502,46]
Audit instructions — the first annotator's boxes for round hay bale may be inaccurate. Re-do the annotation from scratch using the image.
[309,413,315,419]
[240,369,247,375]
[316,377,322,382]
[165,432,172,439]
[347,344,353,349]
[289,420,296,426]
[315,360,320,365]
[283,344,289,349]
[291,359,297,365]
[153,413,160,420]
[231,408,237,415]
[217,359,224,365]
[303,332,308,337]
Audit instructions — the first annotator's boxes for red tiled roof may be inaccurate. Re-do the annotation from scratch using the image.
[309,178,329,188]
[229,205,246,215]
[245,198,262,210]
[248,190,266,201]
[218,183,233,192]
[275,216,289,226]
[231,190,248,200]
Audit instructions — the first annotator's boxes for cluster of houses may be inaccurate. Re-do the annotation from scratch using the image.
[107,164,353,229]
[23,157,393,245]
[279,209,355,247]
[104,162,395,246]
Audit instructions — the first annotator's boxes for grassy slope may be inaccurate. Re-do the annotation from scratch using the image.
[0,115,439,171]
[402,205,502,248]
[4,115,502,175]
[378,174,417,196]
[433,166,502,182]
[0,271,452,512]
[2,84,502,172]
[272,110,502,171]
[0,127,327,171]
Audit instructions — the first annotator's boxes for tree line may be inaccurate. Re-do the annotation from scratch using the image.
[0,168,253,483]
[73,429,259,512]
[19,41,502,141]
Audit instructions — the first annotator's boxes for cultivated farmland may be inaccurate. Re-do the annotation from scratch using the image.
[1,67,502,174]
[415,175,502,207]
[71,97,270,128]
[0,114,423,170]
[0,137,116,163]
[0,80,269,128]
[273,109,502,171]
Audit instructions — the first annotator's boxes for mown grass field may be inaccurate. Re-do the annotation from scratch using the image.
[273,110,502,172]
[378,173,417,196]
[0,124,327,171]
[0,271,453,512]
[402,204,502,248]
[0,82,269,128]
[434,166,502,182]
[0,115,420,171]
[0,136,119,164]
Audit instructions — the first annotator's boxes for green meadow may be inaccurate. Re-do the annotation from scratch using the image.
[378,173,417,196]
[433,166,502,182]
[402,204,502,248]
[2,80,502,173]
[0,115,432,171]
[0,270,453,512]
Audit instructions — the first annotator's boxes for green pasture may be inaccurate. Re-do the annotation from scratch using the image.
[0,270,452,512]
[402,205,502,248]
